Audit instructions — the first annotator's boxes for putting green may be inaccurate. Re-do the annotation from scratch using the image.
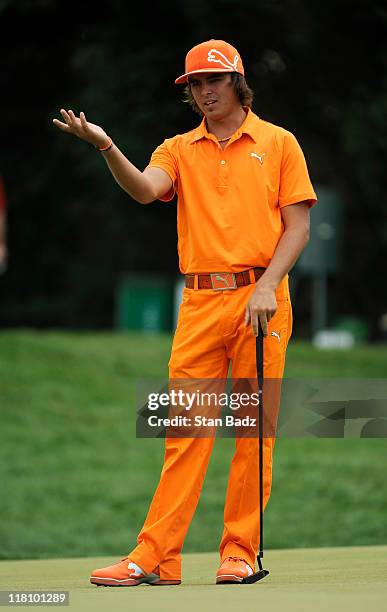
[0,546,386,612]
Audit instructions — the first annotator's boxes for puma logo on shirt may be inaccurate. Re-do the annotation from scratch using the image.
[250,151,266,165]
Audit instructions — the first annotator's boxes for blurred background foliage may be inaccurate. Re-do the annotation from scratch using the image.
[1,330,386,559]
[1,0,386,332]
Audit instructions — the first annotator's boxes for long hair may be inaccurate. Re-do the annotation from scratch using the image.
[183,73,254,115]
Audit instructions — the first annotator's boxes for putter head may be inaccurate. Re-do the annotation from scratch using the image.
[241,569,269,584]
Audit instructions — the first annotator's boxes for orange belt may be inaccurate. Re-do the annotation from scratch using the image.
[185,267,265,290]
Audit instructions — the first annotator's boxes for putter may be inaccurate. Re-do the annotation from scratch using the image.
[241,322,270,583]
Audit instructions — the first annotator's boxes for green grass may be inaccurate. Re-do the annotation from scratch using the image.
[0,330,386,560]
[1,548,386,612]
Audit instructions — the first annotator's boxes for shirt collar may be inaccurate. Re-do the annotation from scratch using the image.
[189,108,259,145]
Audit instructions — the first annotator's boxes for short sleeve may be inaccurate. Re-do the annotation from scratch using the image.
[279,131,317,208]
[147,139,178,202]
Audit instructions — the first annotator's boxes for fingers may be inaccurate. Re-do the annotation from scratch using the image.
[80,111,88,129]
[259,313,268,337]
[52,109,75,132]
[251,311,267,337]
[250,309,271,337]
[52,118,70,132]
[247,288,277,337]
[60,108,72,125]
[68,109,77,125]
[244,306,250,326]
[251,312,259,337]
[53,108,88,136]
[53,107,101,148]
[61,109,81,131]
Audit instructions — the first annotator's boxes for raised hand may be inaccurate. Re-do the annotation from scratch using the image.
[52,109,110,149]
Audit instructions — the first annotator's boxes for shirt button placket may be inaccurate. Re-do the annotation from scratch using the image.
[218,158,229,191]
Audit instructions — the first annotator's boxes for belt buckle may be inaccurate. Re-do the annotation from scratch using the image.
[210,272,237,291]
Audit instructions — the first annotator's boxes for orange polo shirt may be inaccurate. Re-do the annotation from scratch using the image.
[148,108,316,274]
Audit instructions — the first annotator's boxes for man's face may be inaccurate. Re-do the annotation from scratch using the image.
[188,73,239,119]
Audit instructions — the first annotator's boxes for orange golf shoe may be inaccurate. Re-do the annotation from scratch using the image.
[216,557,254,584]
[90,556,181,587]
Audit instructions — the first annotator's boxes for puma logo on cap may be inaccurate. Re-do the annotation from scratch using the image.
[207,49,239,71]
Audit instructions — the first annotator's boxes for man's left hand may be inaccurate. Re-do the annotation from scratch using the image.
[245,283,277,337]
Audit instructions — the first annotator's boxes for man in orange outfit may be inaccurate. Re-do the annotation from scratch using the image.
[53,39,316,586]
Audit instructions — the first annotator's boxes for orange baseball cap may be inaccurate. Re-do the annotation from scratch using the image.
[175,39,244,84]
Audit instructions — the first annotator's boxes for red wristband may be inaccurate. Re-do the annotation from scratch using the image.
[96,137,113,152]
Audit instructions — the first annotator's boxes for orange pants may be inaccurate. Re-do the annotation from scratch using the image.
[129,278,292,580]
